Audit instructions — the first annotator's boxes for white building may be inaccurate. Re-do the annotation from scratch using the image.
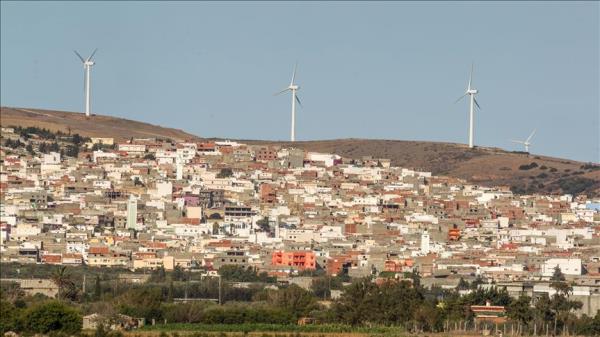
[420,230,430,254]
[542,258,582,277]
[126,195,138,230]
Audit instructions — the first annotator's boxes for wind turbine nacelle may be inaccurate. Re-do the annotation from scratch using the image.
[468,89,478,94]
[85,61,95,66]
[289,85,299,90]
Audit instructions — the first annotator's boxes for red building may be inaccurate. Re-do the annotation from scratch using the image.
[256,147,278,161]
[260,184,277,204]
[271,251,316,270]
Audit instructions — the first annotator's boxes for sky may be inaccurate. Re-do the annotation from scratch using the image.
[1,1,599,162]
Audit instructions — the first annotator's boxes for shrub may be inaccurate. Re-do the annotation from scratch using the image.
[23,301,82,334]
[558,177,596,196]
[0,300,20,334]
[518,162,538,170]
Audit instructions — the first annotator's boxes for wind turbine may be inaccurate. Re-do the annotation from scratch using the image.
[510,129,536,153]
[455,63,481,148]
[275,63,302,142]
[74,49,98,117]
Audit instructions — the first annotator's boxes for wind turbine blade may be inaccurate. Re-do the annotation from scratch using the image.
[526,129,537,142]
[510,140,525,144]
[87,48,98,61]
[468,63,473,91]
[454,93,467,104]
[295,94,303,107]
[74,50,85,63]
[290,63,297,86]
[473,98,481,110]
[274,88,290,96]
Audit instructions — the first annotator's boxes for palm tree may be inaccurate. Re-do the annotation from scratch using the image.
[51,266,74,300]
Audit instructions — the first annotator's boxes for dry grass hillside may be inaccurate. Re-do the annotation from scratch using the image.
[241,139,600,196]
[0,107,199,142]
[2,106,598,196]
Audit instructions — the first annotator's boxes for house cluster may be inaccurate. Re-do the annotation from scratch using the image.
[1,131,600,315]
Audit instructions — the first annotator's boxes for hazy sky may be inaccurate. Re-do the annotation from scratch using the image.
[1,1,598,162]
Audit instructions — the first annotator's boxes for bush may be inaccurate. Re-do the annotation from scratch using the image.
[581,163,600,171]
[558,177,596,196]
[0,300,20,334]
[518,162,538,170]
[216,168,234,178]
[23,301,82,334]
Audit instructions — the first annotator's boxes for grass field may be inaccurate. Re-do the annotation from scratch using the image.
[127,327,486,337]
[135,323,408,337]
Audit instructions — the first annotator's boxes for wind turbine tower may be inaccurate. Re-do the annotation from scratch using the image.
[74,49,98,117]
[275,63,302,142]
[455,63,481,148]
[511,129,537,153]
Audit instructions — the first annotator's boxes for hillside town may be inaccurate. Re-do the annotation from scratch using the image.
[1,125,600,330]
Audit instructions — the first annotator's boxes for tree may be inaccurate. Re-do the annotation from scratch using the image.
[270,284,318,319]
[216,168,233,178]
[332,277,425,326]
[508,295,533,330]
[51,266,76,301]
[116,286,164,321]
[23,301,82,334]
[71,133,84,145]
[550,266,571,296]
[0,300,20,334]
[456,277,470,290]
[94,275,102,299]
[143,153,156,160]
[150,266,167,283]
[38,142,48,154]
[49,141,60,152]
[65,145,79,157]
[167,280,174,302]
[256,217,270,232]
[409,269,422,289]
[172,265,186,282]
[26,143,34,154]
[219,265,275,283]
[534,294,554,329]
[311,276,343,300]
[548,266,582,335]
[133,176,144,187]
[413,301,442,332]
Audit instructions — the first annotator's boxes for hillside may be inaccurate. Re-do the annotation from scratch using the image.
[0,107,199,142]
[247,139,600,196]
[2,106,598,196]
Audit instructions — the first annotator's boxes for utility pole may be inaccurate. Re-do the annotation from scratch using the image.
[218,275,222,305]
[82,274,86,294]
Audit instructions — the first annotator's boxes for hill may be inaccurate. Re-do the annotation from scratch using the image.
[2,106,598,196]
[0,107,199,142]
[246,139,600,196]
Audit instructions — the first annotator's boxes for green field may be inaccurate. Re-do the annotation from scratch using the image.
[138,323,407,336]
